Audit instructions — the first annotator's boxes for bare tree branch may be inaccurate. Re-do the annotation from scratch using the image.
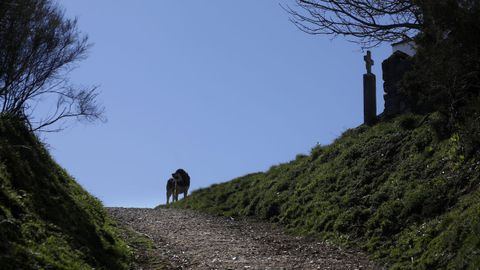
[283,0,423,48]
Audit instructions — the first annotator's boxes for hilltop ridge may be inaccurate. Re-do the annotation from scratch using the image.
[175,113,480,269]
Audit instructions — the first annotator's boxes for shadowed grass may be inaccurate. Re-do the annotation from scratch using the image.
[0,115,131,269]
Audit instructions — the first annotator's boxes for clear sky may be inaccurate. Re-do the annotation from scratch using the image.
[47,0,392,208]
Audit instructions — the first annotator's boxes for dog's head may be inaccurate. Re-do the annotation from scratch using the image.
[171,171,181,180]
[172,169,189,183]
[171,169,183,179]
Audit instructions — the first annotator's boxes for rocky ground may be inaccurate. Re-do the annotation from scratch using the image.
[107,207,380,270]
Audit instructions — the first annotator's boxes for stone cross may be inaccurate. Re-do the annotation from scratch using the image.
[364,50,374,74]
[363,50,376,125]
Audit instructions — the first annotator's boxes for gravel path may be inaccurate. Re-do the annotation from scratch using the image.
[108,207,379,270]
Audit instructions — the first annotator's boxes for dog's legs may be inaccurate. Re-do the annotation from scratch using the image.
[174,180,178,202]
[183,190,188,199]
[166,191,170,205]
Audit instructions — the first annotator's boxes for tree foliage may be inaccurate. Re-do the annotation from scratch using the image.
[0,0,104,132]
[401,0,480,154]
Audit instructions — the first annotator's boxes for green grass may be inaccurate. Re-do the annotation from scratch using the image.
[0,115,131,269]
[174,113,480,269]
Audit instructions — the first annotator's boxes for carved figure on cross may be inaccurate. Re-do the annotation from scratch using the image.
[364,50,374,74]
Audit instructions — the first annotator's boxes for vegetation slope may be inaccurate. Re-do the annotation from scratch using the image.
[0,116,130,269]
[175,113,480,269]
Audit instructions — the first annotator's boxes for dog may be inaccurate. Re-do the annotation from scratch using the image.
[166,169,190,204]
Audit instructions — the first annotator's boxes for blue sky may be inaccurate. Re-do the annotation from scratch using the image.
[47,0,392,207]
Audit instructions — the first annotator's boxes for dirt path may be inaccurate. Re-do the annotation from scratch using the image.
[108,207,379,270]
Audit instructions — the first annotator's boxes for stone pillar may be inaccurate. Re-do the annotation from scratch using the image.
[363,51,377,126]
[363,73,377,125]
[382,51,413,117]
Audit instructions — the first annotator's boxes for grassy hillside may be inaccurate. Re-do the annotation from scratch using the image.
[175,113,480,269]
[0,116,130,269]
